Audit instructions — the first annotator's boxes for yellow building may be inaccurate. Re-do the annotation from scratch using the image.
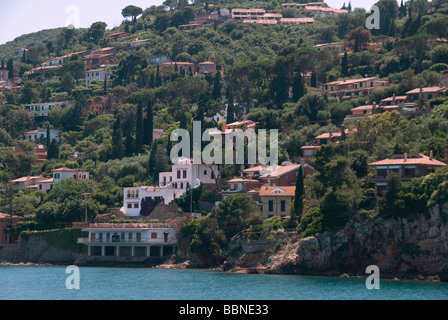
[259,186,296,219]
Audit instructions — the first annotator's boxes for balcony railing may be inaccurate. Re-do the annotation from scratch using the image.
[85,223,170,229]
[77,237,177,245]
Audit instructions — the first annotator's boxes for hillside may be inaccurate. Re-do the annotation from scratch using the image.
[0,0,447,275]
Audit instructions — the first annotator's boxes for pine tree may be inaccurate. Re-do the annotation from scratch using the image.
[341,51,348,77]
[144,98,153,146]
[347,1,352,11]
[112,115,125,159]
[135,102,144,153]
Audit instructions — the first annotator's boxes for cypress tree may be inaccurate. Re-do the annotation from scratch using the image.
[212,72,222,100]
[112,114,125,159]
[7,58,13,79]
[292,67,304,102]
[293,165,304,221]
[144,98,153,146]
[226,86,235,124]
[310,72,317,88]
[46,125,51,147]
[47,139,59,159]
[155,65,161,87]
[341,51,348,77]
[148,140,158,178]
[136,102,144,153]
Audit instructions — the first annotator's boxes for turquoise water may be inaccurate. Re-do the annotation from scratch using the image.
[0,265,447,300]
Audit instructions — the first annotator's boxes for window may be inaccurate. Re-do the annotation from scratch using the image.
[268,200,274,212]
[204,170,207,176]
[177,170,181,179]
[151,232,157,239]
[183,170,187,179]
[280,200,286,212]
[127,203,132,208]
[134,203,139,208]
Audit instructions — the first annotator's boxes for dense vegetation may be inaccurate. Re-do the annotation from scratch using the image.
[0,0,448,262]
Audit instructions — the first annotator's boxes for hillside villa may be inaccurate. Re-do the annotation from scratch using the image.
[301,126,349,159]
[259,186,296,219]
[10,167,90,192]
[121,158,217,217]
[323,76,388,99]
[22,101,74,117]
[368,152,446,194]
[77,222,177,259]
[85,68,110,85]
[23,128,60,142]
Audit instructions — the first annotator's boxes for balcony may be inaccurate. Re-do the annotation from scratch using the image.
[77,237,177,245]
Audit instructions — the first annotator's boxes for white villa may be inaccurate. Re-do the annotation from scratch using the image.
[122,158,217,216]
[23,128,60,142]
[78,223,177,258]
[22,101,74,117]
[85,68,110,85]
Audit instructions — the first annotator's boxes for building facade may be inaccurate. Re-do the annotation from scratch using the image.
[122,158,217,216]
[22,101,74,117]
[368,152,446,194]
[78,223,177,258]
[259,186,296,219]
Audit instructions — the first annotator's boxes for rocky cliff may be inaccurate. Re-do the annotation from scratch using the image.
[229,203,448,281]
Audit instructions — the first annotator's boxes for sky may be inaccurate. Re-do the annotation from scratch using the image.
[0,0,379,46]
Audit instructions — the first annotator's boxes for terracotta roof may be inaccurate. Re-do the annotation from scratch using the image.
[10,176,43,183]
[244,163,303,178]
[227,177,261,183]
[406,87,446,94]
[351,105,373,111]
[52,167,77,172]
[369,154,446,167]
[315,129,348,139]
[39,178,54,183]
[259,186,296,197]
[381,96,407,102]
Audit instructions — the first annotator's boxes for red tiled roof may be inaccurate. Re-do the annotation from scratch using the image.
[52,167,78,172]
[406,87,446,94]
[259,186,296,197]
[369,154,446,167]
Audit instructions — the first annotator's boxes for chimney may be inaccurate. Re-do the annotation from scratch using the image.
[372,102,377,114]
[430,150,433,160]
[404,153,407,162]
